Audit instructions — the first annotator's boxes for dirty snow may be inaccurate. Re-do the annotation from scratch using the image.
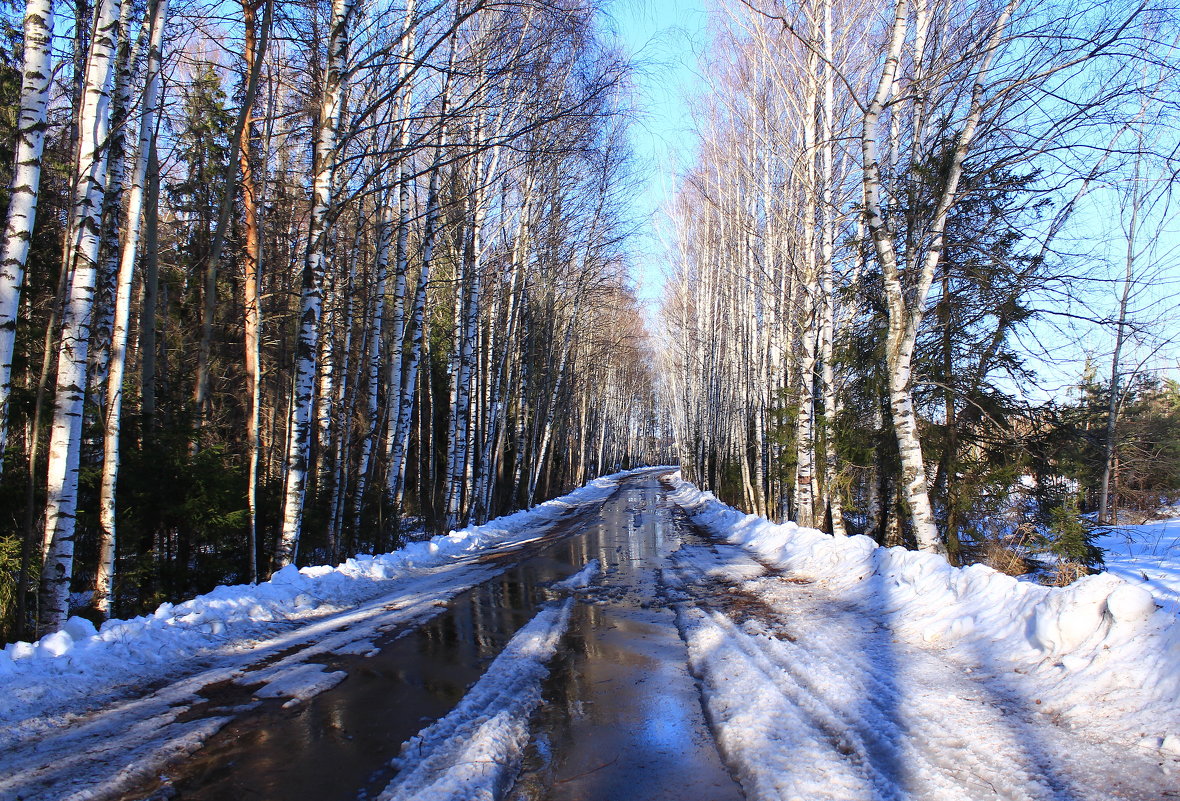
[0,471,639,801]
[378,599,575,801]
[665,473,1180,799]
[0,472,624,725]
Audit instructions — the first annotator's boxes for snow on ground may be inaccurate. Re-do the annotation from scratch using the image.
[1095,515,1180,614]
[665,473,1180,799]
[378,559,600,801]
[550,558,601,591]
[0,473,634,800]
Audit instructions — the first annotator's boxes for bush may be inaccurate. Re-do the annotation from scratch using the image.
[1032,488,1103,585]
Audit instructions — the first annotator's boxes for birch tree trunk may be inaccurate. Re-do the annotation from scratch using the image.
[350,203,392,536]
[0,0,55,474]
[862,0,1016,554]
[792,45,820,529]
[444,142,498,528]
[818,0,845,537]
[94,0,168,618]
[88,0,136,414]
[274,0,353,569]
[381,0,418,506]
[1099,164,1139,525]
[388,39,455,522]
[39,0,122,635]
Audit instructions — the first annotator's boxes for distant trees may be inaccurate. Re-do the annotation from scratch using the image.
[0,0,663,643]
[1054,373,1180,521]
[661,0,1178,560]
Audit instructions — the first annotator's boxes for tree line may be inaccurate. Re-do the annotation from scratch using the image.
[660,0,1180,568]
[0,0,666,642]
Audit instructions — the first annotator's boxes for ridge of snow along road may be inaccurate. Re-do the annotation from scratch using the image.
[0,469,659,732]
[664,472,1180,755]
[376,560,600,801]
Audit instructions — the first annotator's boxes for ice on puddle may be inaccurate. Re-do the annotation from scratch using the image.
[551,559,601,591]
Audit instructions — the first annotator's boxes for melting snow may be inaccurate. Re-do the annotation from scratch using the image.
[1095,515,1180,614]
[378,599,575,801]
[664,471,1180,794]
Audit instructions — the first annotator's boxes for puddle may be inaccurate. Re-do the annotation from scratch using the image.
[510,483,744,801]
[122,474,743,801]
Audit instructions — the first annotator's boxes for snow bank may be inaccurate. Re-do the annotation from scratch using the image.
[1094,516,1180,613]
[378,599,574,801]
[665,473,1180,747]
[0,471,631,723]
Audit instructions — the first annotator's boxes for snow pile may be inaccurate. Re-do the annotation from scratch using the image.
[551,559,601,591]
[251,663,348,709]
[378,599,574,801]
[1094,516,1180,613]
[665,473,1180,749]
[0,471,629,720]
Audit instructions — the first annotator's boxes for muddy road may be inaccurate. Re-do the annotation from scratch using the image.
[131,472,742,801]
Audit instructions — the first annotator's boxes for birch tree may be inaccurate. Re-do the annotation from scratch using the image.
[39,0,123,635]
[94,0,169,618]
[274,0,355,568]
[0,0,55,475]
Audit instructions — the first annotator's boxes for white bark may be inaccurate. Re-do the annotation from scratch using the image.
[388,146,444,515]
[818,0,845,537]
[39,0,122,635]
[94,0,168,618]
[275,0,354,569]
[863,0,1017,554]
[382,0,418,493]
[0,0,55,474]
[88,0,137,413]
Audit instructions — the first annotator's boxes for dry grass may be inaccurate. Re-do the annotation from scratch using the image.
[964,539,1037,577]
[1046,560,1090,587]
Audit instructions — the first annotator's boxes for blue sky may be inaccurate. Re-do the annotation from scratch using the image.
[604,0,709,312]
[599,1,1178,389]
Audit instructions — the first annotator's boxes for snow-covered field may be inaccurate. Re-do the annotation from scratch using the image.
[665,473,1180,799]
[1095,514,1180,614]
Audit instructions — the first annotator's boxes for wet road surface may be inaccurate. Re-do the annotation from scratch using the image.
[122,472,743,801]
[509,482,742,801]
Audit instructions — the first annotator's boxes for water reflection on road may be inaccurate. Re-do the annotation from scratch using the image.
[513,478,742,801]
[129,473,742,801]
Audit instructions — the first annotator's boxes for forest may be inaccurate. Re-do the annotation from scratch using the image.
[0,0,1178,649]
[660,0,1180,572]
[0,0,666,643]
